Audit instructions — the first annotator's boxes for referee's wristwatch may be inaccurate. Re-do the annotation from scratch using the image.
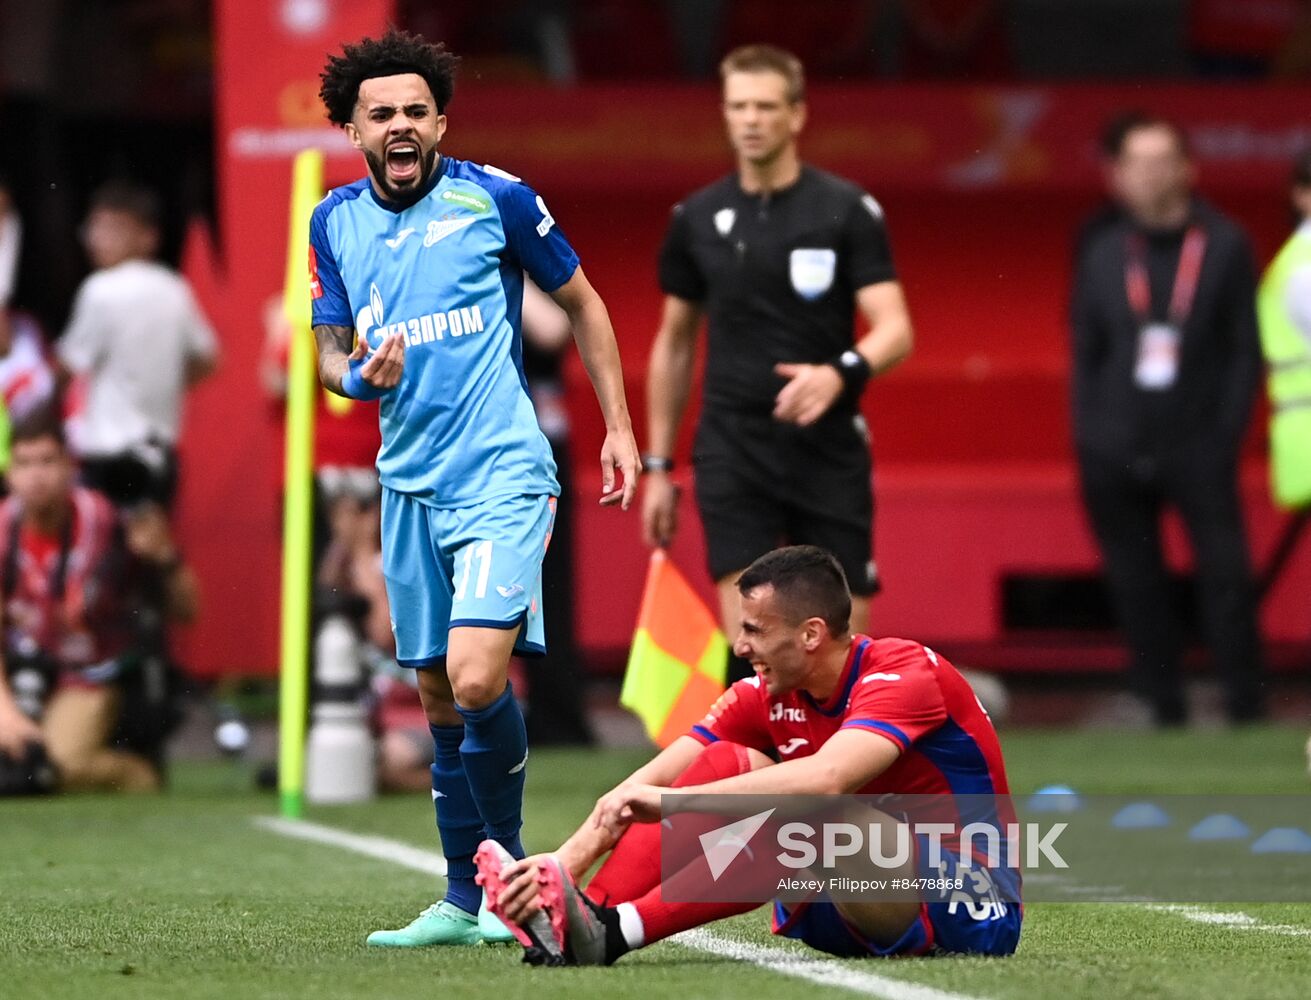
[828,349,872,398]
[642,455,675,474]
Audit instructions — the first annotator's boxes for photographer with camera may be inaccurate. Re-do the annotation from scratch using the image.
[0,413,198,794]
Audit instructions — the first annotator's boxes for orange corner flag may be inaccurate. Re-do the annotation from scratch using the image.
[620,550,728,747]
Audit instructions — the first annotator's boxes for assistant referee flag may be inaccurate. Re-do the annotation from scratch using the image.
[621,550,728,747]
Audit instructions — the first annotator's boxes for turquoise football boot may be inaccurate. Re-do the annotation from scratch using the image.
[478,896,516,944]
[365,900,482,948]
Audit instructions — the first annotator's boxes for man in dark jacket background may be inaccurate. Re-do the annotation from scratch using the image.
[1071,115,1265,726]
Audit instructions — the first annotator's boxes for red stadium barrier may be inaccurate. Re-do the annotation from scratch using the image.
[182,22,1311,675]
[570,462,1310,670]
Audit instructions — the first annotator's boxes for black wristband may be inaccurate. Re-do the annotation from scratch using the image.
[641,455,675,473]
[827,349,872,400]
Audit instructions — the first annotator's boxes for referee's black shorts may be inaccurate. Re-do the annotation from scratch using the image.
[691,407,879,595]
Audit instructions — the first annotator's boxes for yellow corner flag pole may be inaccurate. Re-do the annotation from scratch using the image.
[278,149,324,818]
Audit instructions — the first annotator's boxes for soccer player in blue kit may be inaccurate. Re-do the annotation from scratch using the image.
[311,30,641,947]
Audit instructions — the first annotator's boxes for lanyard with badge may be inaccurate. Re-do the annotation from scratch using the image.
[1124,226,1206,391]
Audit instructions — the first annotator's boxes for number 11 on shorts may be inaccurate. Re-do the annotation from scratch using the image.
[454,540,493,601]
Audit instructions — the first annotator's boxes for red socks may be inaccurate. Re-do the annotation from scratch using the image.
[584,820,661,905]
[585,740,758,920]
[628,862,761,945]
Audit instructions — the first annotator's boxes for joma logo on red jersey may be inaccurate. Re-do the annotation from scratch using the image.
[769,703,807,723]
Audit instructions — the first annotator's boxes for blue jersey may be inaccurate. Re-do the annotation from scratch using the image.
[309,157,573,507]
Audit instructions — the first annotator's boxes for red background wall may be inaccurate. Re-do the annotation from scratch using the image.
[179,13,1311,675]
[554,187,1305,665]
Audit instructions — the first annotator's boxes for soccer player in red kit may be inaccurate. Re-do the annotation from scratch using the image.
[475,545,1021,966]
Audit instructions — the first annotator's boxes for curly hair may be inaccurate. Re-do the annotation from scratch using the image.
[319,28,460,126]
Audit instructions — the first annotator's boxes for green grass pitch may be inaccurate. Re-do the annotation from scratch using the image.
[2,725,1310,999]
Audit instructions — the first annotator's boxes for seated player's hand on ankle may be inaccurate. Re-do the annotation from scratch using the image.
[495,853,554,923]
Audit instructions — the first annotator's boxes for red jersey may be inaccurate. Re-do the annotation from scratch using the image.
[0,488,136,677]
[690,636,1011,797]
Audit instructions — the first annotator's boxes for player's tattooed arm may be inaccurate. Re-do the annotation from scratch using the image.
[315,324,406,398]
[313,324,354,395]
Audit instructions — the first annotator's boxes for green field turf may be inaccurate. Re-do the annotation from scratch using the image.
[2,725,1310,1000]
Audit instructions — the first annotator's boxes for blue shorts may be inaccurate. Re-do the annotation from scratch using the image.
[772,843,1022,958]
[772,895,1021,958]
[380,489,556,667]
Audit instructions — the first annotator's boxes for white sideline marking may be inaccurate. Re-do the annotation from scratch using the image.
[252,816,447,877]
[673,929,988,1000]
[1033,873,1311,933]
[254,816,988,1000]
[1145,904,1311,938]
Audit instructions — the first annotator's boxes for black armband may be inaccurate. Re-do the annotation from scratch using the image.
[827,349,872,401]
[641,455,675,473]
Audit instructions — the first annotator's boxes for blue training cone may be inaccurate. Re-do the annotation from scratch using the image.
[1111,802,1172,829]
[1188,814,1251,841]
[1027,785,1083,814]
[1250,828,1311,854]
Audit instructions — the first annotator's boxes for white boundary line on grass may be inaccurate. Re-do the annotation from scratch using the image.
[672,929,990,1000]
[1144,904,1311,938]
[253,816,448,876]
[1030,871,1311,938]
[253,815,989,1000]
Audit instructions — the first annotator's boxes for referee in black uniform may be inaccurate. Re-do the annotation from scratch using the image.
[641,45,913,679]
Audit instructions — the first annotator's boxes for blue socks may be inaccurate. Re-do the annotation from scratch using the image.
[428,687,529,915]
[429,723,482,915]
[455,685,527,860]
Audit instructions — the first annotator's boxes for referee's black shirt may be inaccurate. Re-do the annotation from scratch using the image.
[658,165,897,414]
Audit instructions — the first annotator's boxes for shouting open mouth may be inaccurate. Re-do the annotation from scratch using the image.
[385,140,422,186]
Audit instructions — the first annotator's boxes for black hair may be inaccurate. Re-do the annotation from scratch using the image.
[1099,110,1151,159]
[9,408,66,451]
[738,545,851,637]
[1102,111,1191,161]
[1293,147,1311,188]
[319,28,460,126]
[88,180,162,230]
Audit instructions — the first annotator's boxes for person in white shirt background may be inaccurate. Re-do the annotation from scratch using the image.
[58,181,219,511]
